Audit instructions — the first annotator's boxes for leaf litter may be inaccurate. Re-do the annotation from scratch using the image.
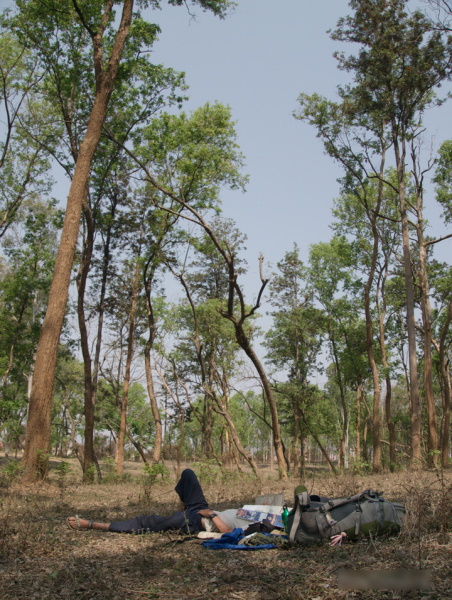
[1,463,452,600]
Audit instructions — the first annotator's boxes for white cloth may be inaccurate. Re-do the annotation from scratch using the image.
[204,509,254,532]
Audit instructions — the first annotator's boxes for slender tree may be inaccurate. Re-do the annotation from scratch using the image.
[265,245,322,477]
[20,0,138,479]
[299,0,452,468]
[17,0,234,479]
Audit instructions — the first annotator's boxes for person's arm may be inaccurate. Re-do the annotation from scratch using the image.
[198,508,232,533]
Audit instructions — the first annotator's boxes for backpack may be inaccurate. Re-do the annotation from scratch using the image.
[287,488,406,544]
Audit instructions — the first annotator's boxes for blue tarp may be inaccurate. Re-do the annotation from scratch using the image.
[201,528,277,550]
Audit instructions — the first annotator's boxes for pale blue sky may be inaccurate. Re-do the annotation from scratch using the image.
[143,0,452,298]
[1,0,450,300]
[148,0,352,289]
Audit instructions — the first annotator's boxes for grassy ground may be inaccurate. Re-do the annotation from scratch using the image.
[1,458,452,600]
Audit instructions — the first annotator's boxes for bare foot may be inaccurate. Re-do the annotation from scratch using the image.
[67,516,110,531]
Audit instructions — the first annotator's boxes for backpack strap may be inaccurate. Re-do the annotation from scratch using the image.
[289,491,310,543]
[319,489,381,513]
[316,500,363,538]
[299,490,310,507]
[354,502,362,536]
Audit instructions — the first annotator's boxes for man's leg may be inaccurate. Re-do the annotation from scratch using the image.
[108,512,186,534]
[174,469,209,533]
[68,470,208,535]
[68,512,186,534]
[175,469,208,509]
[67,517,109,531]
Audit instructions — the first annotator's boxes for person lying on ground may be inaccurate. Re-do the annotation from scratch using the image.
[67,467,349,545]
[67,468,251,535]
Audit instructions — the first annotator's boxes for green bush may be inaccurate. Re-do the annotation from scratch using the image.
[54,461,70,487]
[1,459,24,483]
[350,459,371,475]
[192,459,221,484]
[139,463,169,502]
[93,457,134,484]
[142,462,169,484]
[36,449,50,479]
[83,463,96,483]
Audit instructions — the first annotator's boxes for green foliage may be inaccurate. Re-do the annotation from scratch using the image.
[331,0,452,126]
[102,457,116,479]
[53,461,70,493]
[0,26,51,237]
[101,457,133,484]
[95,380,153,454]
[51,347,85,454]
[0,459,23,484]
[140,463,169,501]
[192,459,221,484]
[350,458,372,475]
[138,103,248,208]
[266,244,323,381]
[35,449,50,480]
[5,0,449,475]
[0,198,62,450]
[302,384,342,444]
[83,463,96,484]
[143,462,169,483]
[434,139,452,225]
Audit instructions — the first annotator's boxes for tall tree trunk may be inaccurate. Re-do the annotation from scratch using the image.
[436,298,452,467]
[144,349,162,463]
[216,400,261,480]
[299,426,306,480]
[393,134,422,469]
[269,430,274,471]
[174,406,185,480]
[116,260,140,476]
[293,396,300,476]
[440,364,451,468]
[330,330,347,474]
[76,203,96,479]
[418,230,438,466]
[232,443,244,473]
[202,397,214,458]
[363,150,386,473]
[384,371,397,470]
[411,141,439,466]
[84,205,116,479]
[355,383,361,462]
[377,269,396,471]
[23,0,135,480]
[143,271,162,464]
[126,424,149,464]
[302,411,337,475]
[231,321,287,478]
[224,428,233,470]
[362,397,371,464]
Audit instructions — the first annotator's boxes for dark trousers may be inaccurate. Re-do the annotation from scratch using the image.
[108,468,208,534]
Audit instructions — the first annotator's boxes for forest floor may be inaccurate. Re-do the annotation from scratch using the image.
[1,457,452,600]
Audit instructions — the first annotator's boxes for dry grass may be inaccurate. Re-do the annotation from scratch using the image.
[1,458,452,600]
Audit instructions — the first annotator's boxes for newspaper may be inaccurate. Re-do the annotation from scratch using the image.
[236,504,285,529]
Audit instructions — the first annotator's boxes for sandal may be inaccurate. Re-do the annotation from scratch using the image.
[67,516,93,530]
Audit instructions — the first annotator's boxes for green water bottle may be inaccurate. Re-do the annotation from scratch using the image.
[282,505,290,533]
